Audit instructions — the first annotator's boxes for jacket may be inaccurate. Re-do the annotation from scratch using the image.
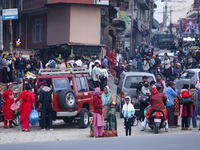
[190,89,198,106]
[30,59,40,71]
[93,95,102,115]
[181,90,193,118]
[164,86,178,106]
[39,86,52,104]
[137,60,143,72]
[15,57,26,69]
[122,100,135,118]
[0,56,3,69]
[173,67,182,76]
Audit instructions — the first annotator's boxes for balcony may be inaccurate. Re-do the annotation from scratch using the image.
[137,0,150,10]
[187,3,200,18]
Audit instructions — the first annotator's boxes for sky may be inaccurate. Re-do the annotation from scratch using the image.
[154,1,165,23]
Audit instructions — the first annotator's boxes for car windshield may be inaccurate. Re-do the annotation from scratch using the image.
[124,76,154,88]
[159,56,174,62]
[180,71,195,79]
[53,79,70,94]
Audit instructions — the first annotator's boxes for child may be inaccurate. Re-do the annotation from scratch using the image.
[122,96,135,136]
[107,101,117,131]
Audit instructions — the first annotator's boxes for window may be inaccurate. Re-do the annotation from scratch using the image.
[86,76,95,91]
[16,22,22,38]
[180,72,195,79]
[33,19,42,43]
[53,79,70,94]
[76,77,88,92]
[124,76,154,88]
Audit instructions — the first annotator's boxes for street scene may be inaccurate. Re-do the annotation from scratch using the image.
[0,0,200,149]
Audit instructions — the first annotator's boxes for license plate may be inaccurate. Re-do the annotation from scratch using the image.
[154,119,161,122]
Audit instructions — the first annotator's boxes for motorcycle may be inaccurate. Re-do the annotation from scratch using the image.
[148,110,166,134]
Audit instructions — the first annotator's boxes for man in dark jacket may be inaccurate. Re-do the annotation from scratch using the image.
[15,53,26,82]
[39,83,53,131]
[30,54,40,75]
[165,62,175,81]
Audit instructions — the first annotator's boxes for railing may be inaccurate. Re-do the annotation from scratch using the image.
[38,68,89,75]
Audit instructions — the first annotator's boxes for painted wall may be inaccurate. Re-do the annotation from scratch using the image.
[69,5,101,44]
[47,5,70,45]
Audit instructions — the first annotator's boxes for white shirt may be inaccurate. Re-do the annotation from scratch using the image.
[116,53,122,66]
[95,59,101,65]
[164,59,170,69]
[75,60,83,67]
[143,60,150,71]
[89,61,94,76]
[99,68,108,78]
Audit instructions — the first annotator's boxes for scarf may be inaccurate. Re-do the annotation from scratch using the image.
[102,86,111,105]
[151,87,159,95]
[94,88,101,97]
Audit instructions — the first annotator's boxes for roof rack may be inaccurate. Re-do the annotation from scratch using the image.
[39,68,89,75]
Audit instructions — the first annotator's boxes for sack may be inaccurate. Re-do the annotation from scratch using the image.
[29,109,39,126]
[103,130,116,137]
[10,103,19,111]
[7,67,10,72]
[104,120,109,130]
[179,97,194,105]
[138,93,149,102]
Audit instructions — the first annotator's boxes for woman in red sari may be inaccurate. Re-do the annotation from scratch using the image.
[111,49,116,69]
[1,82,15,128]
[15,84,35,132]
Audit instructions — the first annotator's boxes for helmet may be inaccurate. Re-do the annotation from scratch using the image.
[135,49,138,52]
[155,84,161,92]
[128,60,133,63]
[152,55,156,58]
[176,63,181,66]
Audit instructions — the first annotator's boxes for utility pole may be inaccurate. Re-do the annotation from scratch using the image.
[0,0,3,50]
[9,0,13,53]
[170,7,172,34]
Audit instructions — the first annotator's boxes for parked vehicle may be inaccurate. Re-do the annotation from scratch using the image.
[24,68,96,128]
[115,72,156,118]
[148,110,166,134]
[157,34,174,49]
[174,69,200,92]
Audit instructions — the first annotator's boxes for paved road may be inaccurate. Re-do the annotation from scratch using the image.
[1,132,199,150]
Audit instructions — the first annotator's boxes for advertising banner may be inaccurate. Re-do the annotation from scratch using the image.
[180,18,199,37]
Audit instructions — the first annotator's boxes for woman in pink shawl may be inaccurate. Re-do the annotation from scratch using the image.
[93,88,105,137]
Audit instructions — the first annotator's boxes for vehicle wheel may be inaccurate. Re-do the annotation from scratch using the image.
[155,127,159,134]
[63,118,73,123]
[59,89,77,110]
[78,108,89,128]
[13,116,20,126]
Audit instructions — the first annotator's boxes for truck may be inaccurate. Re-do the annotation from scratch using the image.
[157,34,174,49]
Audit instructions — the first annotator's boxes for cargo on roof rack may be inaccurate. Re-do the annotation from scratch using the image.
[38,68,89,75]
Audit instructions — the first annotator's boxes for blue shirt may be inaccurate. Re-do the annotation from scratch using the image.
[164,87,178,106]
[134,53,142,60]
[104,59,108,67]
[197,89,200,105]
[0,56,3,69]
[192,61,198,68]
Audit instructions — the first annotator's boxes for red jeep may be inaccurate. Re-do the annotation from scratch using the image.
[24,68,95,128]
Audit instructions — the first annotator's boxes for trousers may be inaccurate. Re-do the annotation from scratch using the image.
[94,125,104,137]
[4,120,12,127]
[41,102,53,129]
[124,118,132,136]
[182,116,188,128]
[166,105,174,126]
[188,106,197,128]
[22,119,30,129]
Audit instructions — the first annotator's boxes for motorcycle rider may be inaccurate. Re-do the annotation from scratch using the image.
[173,63,182,77]
[141,84,168,132]
[178,49,185,61]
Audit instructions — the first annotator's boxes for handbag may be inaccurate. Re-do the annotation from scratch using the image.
[179,97,194,105]
[138,93,149,102]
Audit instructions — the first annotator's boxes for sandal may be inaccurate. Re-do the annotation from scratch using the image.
[4,126,8,129]
[181,127,185,130]
[25,129,31,132]
[9,126,15,128]
[22,129,25,132]
[186,128,192,130]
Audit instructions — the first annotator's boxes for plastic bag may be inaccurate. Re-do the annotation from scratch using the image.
[10,103,19,111]
[29,109,39,126]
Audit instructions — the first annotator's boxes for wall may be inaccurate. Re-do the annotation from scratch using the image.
[69,5,101,44]
[47,5,70,45]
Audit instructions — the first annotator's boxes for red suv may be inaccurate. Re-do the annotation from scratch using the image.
[24,68,95,128]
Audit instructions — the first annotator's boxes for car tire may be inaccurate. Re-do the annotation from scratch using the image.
[59,89,77,110]
[78,108,89,128]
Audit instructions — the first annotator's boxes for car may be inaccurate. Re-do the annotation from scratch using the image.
[174,69,200,92]
[159,52,174,63]
[115,72,156,118]
[23,68,96,128]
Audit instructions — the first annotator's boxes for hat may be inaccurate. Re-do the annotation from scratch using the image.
[39,83,46,87]
[152,55,156,58]
[111,101,116,105]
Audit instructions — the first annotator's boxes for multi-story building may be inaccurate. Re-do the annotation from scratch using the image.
[187,0,200,19]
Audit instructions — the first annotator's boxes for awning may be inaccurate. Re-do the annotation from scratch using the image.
[67,42,106,47]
